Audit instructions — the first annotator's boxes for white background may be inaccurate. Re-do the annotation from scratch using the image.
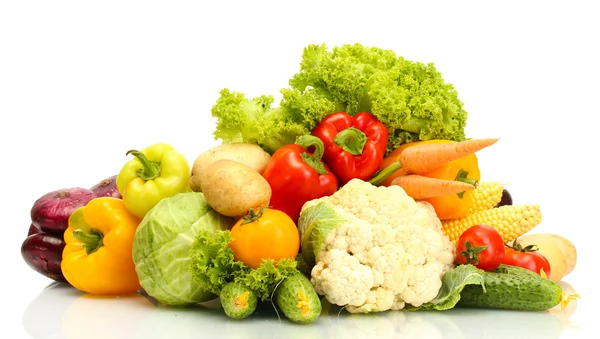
[1,1,598,338]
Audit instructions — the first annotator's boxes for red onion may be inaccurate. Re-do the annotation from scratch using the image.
[28,223,41,236]
[90,175,122,199]
[30,188,95,235]
[21,232,67,282]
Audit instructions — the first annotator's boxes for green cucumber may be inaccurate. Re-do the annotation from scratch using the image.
[220,281,258,319]
[274,273,321,323]
[457,264,562,311]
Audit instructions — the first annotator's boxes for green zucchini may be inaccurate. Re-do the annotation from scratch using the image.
[457,264,562,311]
[274,273,321,323]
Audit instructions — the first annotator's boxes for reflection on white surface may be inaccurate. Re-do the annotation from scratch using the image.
[22,282,580,339]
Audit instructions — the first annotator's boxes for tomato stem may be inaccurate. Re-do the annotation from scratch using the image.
[241,207,268,225]
[459,241,488,265]
[505,240,539,253]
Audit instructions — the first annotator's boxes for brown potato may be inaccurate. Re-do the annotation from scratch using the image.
[201,159,271,218]
[190,143,271,192]
[548,234,577,276]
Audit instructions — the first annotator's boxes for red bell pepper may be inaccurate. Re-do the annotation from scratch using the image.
[262,135,338,224]
[311,112,389,185]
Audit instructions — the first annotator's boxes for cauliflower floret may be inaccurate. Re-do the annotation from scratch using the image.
[311,249,374,307]
[299,179,456,313]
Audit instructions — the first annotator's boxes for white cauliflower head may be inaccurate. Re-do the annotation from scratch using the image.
[298,179,456,313]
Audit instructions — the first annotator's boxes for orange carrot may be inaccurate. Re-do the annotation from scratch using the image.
[391,174,476,200]
[399,138,499,174]
[375,140,447,186]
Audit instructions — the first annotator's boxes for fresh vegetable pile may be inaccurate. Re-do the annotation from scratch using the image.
[21,43,580,324]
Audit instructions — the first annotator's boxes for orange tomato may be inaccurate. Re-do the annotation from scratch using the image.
[229,207,300,269]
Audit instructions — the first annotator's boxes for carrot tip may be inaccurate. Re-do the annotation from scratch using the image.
[400,137,500,175]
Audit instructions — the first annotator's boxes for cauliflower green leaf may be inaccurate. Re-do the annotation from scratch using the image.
[404,264,486,311]
[297,201,348,268]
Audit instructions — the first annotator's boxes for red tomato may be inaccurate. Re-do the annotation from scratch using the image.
[455,224,505,271]
[502,245,552,278]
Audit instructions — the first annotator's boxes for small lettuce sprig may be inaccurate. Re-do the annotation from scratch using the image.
[189,229,299,301]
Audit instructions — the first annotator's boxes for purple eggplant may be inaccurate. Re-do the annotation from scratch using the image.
[495,188,513,208]
[90,175,122,199]
[21,232,67,282]
[30,187,95,235]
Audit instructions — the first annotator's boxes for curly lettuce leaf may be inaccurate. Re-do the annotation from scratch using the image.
[189,229,301,302]
[189,229,248,296]
[289,43,468,154]
[290,43,401,114]
[212,42,468,155]
[405,264,486,311]
[211,88,336,154]
[234,257,298,301]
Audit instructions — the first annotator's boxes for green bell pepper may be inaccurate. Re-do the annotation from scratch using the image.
[116,142,190,219]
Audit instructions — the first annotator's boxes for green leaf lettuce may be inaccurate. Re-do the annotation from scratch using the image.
[211,42,468,155]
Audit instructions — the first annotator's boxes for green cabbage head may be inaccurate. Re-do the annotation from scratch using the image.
[132,192,236,306]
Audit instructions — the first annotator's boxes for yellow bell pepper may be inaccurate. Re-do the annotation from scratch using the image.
[116,142,190,219]
[421,147,480,220]
[61,197,142,295]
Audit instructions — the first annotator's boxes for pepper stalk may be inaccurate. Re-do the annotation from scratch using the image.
[126,150,162,181]
[68,208,104,254]
[295,135,329,175]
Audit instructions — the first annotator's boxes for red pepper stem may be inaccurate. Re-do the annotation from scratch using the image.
[334,127,367,155]
[126,149,162,181]
[295,135,329,175]
[73,228,104,255]
[367,161,403,186]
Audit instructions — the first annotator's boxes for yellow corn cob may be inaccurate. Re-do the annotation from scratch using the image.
[468,181,505,214]
[442,204,542,245]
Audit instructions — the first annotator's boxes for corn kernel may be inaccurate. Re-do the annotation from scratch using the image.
[468,181,505,214]
[441,204,542,244]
